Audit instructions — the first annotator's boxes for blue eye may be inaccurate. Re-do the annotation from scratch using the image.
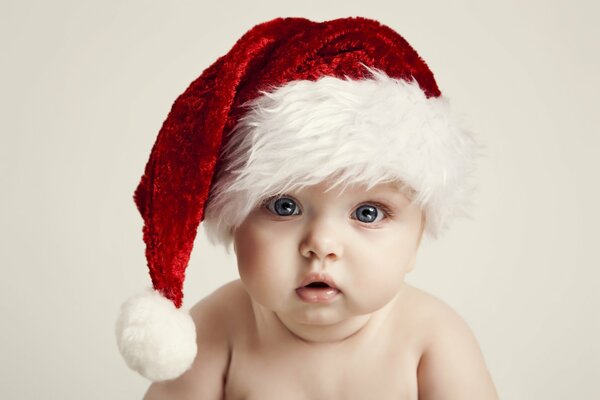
[353,204,384,223]
[266,197,300,216]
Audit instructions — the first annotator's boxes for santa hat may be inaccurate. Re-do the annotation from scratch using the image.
[116,16,477,381]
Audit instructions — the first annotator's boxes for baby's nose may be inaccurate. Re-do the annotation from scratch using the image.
[298,217,344,261]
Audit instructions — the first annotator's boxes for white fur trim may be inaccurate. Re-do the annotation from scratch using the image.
[115,288,197,381]
[204,67,478,248]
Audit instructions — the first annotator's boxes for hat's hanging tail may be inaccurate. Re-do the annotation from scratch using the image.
[115,18,315,381]
[114,57,227,382]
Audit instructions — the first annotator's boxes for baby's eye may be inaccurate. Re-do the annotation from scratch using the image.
[352,204,386,224]
[264,196,301,217]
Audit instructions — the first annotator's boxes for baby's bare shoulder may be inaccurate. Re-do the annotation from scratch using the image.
[393,284,459,340]
[190,279,251,325]
[187,279,252,347]
[143,280,249,400]
[402,285,499,399]
[401,284,462,326]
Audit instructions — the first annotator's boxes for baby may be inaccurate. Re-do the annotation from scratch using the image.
[116,17,499,399]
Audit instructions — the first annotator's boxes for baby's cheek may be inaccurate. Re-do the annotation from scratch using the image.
[237,238,291,306]
[237,244,270,286]
[349,254,406,309]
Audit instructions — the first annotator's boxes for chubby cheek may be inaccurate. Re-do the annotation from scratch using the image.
[233,219,296,309]
[348,239,415,312]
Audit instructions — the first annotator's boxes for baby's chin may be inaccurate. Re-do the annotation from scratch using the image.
[291,306,349,326]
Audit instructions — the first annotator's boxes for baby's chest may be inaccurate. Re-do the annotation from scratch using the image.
[223,341,419,400]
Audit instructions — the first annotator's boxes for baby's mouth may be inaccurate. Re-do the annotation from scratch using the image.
[305,281,331,288]
[296,276,340,303]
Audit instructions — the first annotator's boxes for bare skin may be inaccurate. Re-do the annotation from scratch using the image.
[144,182,499,399]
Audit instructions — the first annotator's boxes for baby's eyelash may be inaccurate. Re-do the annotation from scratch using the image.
[260,194,302,215]
[360,201,395,218]
[260,194,294,207]
[260,197,272,208]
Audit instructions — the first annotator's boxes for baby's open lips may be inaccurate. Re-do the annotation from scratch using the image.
[305,282,331,288]
[296,275,341,303]
[297,274,339,291]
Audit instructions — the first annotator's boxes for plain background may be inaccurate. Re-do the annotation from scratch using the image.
[1,0,598,398]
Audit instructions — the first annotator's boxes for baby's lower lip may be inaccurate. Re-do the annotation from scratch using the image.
[295,287,340,303]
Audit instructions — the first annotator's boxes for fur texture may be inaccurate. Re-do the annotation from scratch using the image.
[204,67,478,249]
[115,288,197,381]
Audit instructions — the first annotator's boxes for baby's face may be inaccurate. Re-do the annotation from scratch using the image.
[232,180,424,332]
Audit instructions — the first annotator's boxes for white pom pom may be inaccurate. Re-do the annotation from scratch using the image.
[115,288,197,381]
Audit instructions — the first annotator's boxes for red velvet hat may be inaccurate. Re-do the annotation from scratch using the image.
[116,16,475,381]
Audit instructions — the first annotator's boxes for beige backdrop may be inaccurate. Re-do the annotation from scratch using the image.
[1,0,598,398]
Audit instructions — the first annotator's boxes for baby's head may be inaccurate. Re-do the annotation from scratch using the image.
[203,67,474,250]
[117,17,477,382]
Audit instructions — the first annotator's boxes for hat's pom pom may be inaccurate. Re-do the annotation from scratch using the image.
[115,288,197,381]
